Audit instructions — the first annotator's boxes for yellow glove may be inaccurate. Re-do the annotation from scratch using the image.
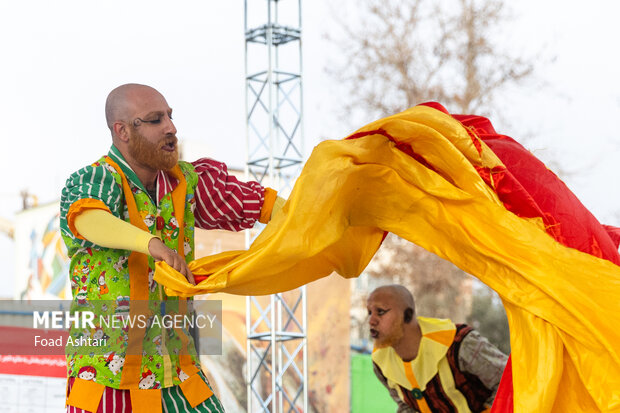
[74,209,155,254]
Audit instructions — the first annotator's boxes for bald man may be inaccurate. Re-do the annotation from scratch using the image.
[367,285,508,413]
[60,84,283,412]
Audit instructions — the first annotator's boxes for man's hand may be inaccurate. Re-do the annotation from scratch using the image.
[148,238,196,285]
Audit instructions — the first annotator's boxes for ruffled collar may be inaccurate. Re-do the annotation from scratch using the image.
[371,316,456,391]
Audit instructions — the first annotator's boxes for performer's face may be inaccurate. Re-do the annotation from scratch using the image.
[128,124,178,171]
[367,291,404,348]
[126,89,179,171]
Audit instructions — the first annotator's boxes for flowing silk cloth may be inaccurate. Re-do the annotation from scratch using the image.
[154,103,620,412]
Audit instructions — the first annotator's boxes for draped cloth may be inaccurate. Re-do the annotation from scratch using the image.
[154,103,620,412]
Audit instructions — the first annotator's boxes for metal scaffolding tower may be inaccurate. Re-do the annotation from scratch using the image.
[244,1,307,412]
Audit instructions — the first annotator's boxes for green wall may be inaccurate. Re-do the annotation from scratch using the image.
[350,353,398,412]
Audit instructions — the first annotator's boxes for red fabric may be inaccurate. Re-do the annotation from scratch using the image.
[420,102,620,412]
[603,225,620,249]
[454,113,620,265]
[346,129,438,173]
[491,355,513,412]
[67,377,132,413]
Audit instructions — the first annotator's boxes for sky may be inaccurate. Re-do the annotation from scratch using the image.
[0,0,619,296]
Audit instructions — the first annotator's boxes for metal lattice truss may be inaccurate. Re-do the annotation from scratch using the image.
[244,1,304,196]
[246,69,303,192]
[244,1,307,412]
[246,291,307,413]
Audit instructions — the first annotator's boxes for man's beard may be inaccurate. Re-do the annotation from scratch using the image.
[128,127,178,171]
[374,319,405,349]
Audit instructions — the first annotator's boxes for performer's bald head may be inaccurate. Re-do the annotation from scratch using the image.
[367,285,417,348]
[369,284,415,313]
[104,83,178,173]
[105,83,163,135]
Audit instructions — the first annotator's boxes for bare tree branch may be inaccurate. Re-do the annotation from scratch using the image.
[328,0,539,343]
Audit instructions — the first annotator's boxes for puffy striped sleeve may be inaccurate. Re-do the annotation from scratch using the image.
[191,158,264,231]
[60,162,122,248]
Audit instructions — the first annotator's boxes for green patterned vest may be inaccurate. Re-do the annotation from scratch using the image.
[60,146,200,389]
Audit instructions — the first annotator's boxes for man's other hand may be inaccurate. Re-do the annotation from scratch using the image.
[148,238,196,285]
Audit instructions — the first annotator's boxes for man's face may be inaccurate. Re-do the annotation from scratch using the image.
[128,125,178,171]
[367,290,404,348]
[126,89,179,171]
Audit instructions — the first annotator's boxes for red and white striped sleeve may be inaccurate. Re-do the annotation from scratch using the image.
[191,158,265,231]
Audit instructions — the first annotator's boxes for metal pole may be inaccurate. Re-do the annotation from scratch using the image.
[244,0,306,411]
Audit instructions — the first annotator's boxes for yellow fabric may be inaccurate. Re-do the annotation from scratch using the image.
[163,354,173,388]
[179,373,214,408]
[272,195,286,219]
[372,346,412,390]
[129,389,163,413]
[411,317,456,391]
[66,378,105,412]
[154,105,620,412]
[74,208,156,255]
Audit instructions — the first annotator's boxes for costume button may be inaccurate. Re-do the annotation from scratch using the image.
[156,216,165,230]
[411,388,423,399]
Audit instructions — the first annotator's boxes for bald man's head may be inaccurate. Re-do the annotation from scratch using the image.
[105,83,163,135]
[368,285,415,314]
[367,285,417,348]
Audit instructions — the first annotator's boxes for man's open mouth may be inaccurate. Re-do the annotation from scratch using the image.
[162,140,177,152]
[370,329,379,339]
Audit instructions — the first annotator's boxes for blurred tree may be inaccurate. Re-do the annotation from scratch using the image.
[467,283,511,354]
[364,235,473,323]
[327,0,534,121]
[331,0,538,340]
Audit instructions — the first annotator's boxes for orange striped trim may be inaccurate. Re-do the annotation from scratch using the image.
[259,187,278,223]
[424,329,456,347]
[104,158,195,391]
[403,362,432,413]
[103,157,148,232]
[166,164,187,254]
[104,157,151,389]
[176,300,199,377]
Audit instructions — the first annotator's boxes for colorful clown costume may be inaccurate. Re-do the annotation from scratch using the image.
[60,145,276,412]
[372,316,507,412]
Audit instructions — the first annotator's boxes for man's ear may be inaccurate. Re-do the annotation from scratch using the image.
[113,122,129,143]
[404,308,414,323]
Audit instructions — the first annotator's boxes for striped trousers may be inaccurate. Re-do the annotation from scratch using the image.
[66,372,225,413]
